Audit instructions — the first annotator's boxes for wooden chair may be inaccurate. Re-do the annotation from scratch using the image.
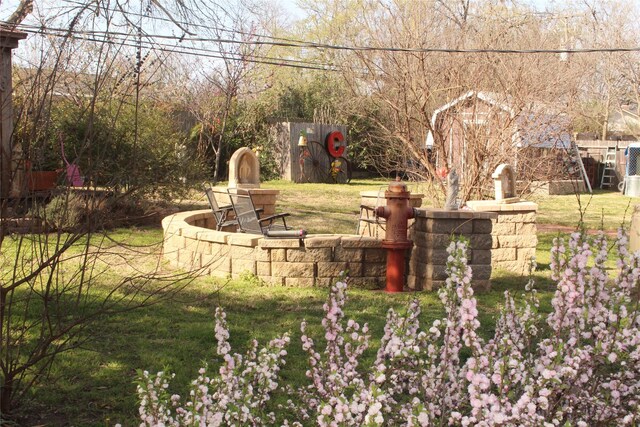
[227,190,307,239]
[357,187,386,237]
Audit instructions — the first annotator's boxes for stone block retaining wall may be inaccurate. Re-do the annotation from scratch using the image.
[521,180,586,196]
[162,210,386,288]
[163,201,536,290]
[407,209,497,291]
[466,201,538,275]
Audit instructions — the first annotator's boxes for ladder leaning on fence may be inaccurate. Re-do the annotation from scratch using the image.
[600,146,618,189]
[571,142,593,194]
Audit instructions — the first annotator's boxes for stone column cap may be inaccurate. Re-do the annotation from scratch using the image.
[415,208,498,220]
[466,200,538,212]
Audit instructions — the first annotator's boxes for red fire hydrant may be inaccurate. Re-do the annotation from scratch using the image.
[375,179,416,293]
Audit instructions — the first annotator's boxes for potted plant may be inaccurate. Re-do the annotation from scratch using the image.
[26,139,62,191]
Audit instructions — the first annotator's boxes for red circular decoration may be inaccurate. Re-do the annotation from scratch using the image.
[326,131,346,158]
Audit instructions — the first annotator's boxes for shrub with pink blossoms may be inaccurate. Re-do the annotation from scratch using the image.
[136,307,290,426]
[136,230,640,426]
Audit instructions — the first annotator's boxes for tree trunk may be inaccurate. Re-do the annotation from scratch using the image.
[602,93,611,141]
[0,287,13,415]
[0,375,13,416]
[212,95,232,182]
[5,0,33,26]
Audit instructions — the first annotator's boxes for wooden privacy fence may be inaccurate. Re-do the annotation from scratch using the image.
[575,139,635,187]
[272,121,349,183]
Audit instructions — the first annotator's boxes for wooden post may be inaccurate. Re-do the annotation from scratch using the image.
[0,29,27,201]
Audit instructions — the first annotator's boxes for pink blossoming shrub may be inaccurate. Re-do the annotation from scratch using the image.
[137,230,640,426]
[136,308,290,425]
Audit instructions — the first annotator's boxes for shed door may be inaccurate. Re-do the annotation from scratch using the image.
[462,120,490,180]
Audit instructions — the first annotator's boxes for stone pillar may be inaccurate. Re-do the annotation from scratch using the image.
[0,30,27,200]
[466,200,538,275]
[408,209,497,291]
[214,187,280,218]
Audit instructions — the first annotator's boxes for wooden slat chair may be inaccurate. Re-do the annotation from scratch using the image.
[227,190,307,239]
[204,187,237,231]
[357,187,386,237]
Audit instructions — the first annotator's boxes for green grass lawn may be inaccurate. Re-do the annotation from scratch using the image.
[531,189,640,231]
[4,181,634,425]
[260,181,639,234]
[17,260,556,425]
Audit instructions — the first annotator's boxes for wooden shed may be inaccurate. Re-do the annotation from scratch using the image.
[270,121,349,183]
[425,91,574,200]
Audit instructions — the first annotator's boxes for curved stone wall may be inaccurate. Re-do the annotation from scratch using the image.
[161,210,386,288]
[162,206,525,291]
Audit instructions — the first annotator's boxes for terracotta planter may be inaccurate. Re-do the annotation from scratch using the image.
[28,170,59,191]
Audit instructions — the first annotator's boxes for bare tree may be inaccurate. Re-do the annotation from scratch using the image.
[4,0,33,27]
[0,0,226,417]
[571,2,640,139]
[295,0,638,200]
[174,1,269,182]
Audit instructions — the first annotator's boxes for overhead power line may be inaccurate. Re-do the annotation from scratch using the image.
[11,24,340,71]
[5,19,640,56]
[59,0,310,46]
[57,0,617,55]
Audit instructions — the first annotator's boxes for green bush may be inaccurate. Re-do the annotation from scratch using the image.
[31,194,86,231]
[16,95,207,200]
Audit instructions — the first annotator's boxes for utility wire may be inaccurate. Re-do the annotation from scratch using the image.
[12,20,318,65]
[59,0,310,46]
[57,0,600,51]
[7,19,640,55]
[14,25,339,71]
[30,28,338,70]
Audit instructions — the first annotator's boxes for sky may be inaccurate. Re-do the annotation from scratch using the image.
[279,0,557,21]
[0,0,561,27]
[280,0,305,20]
